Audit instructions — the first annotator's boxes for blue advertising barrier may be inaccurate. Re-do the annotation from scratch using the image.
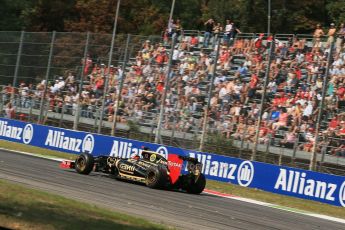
[0,118,345,207]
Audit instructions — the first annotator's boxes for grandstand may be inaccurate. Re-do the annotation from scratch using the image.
[1,25,345,175]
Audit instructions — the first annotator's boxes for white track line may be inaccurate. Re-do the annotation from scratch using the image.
[2,147,345,224]
[0,147,65,162]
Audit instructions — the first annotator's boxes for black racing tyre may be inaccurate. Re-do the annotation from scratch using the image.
[186,173,206,194]
[75,153,94,175]
[110,166,119,179]
[145,166,168,189]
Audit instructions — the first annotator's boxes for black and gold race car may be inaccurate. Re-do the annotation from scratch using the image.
[60,150,206,194]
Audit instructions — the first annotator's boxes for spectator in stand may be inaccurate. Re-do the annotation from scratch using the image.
[337,121,345,137]
[272,107,289,130]
[336,83,345,107]
[336,23,345,53]
[5,102,15,119]
[258,121,273,144]
[82,54,93,75]
[326,23,337,47]
[254,33,265,50]
[188,35,199,51]
[155,47,168,68]
[203,19,214,48]
[328,115,340,131]
[167,19,174,37]
[213,22,223,45]
[231,117,246,140]
[244,119,256,142]
[312,24,324,52]
[237,63,248,77]
[300,127,316,152]
[228,22,241,46]
[280,127,297,148]
[169,19,183,43]
[142,92,156,111]
[223,19,232,46]
[246,73,259,104]
[2,84,13,103]
[221,115,235,138]
[333,143,345,157]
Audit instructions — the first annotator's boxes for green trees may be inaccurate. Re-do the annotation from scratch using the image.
[0,0,32,30]
[327,1,345,25]
[0,0,344,34]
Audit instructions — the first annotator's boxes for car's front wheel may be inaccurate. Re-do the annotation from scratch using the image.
[75,153,94,175]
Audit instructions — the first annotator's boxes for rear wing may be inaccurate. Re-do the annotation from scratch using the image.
[141,151,199,164]
[142,150,167,163]
[178,155,199,164]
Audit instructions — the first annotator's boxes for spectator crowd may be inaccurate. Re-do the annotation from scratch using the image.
[3,19,345,157]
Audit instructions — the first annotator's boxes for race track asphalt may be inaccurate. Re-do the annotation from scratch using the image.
[0,149,344,230]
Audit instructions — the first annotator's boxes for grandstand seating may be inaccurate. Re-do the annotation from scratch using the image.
[3,28,345,159]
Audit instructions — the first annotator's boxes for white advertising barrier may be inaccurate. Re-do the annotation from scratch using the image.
[0,118,345,207]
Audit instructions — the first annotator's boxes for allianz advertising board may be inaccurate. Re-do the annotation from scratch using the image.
[1,118,345,207]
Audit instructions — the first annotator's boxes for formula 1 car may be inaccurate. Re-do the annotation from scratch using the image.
[60,150,206,194]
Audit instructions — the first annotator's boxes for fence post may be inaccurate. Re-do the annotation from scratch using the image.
[310,41,334,171]
[263,133,271,162]
[111,34,131,136]
[28,97,34,122]
[11,31,25,102]
[278,147,283,166]
[42,98,50,125]
[0,86,3,117]
[98,0,121,134]
[93,107,99,133]
[291,133,299,166]
[59,101,66,128]
[267,0,271,36]
[150,118,155,142]
[199,39,221,151]
[239,123,247,159]
[17,93,22,114]
[319,140,328,173]
[73,31,90,130]
[169,115,177,146]
[38,31,56,124]
[155,34,177,144]
[252,38,275,161]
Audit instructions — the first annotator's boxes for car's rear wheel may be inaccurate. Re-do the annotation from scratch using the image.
[75,153,94,175]
[146,166,168,189]
[186,173,206,194]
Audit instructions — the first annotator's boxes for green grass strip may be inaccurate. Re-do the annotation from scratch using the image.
[0,179,168,230]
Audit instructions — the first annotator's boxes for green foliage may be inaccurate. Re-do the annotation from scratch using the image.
[127,120,140,133]
[0,0,344,35]
[22,0,76,32]
[204,133,235,156]
[0,0,32,30]
[326,1,345,25]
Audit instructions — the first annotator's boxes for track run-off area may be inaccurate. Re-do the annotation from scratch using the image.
[0,149,344,230]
